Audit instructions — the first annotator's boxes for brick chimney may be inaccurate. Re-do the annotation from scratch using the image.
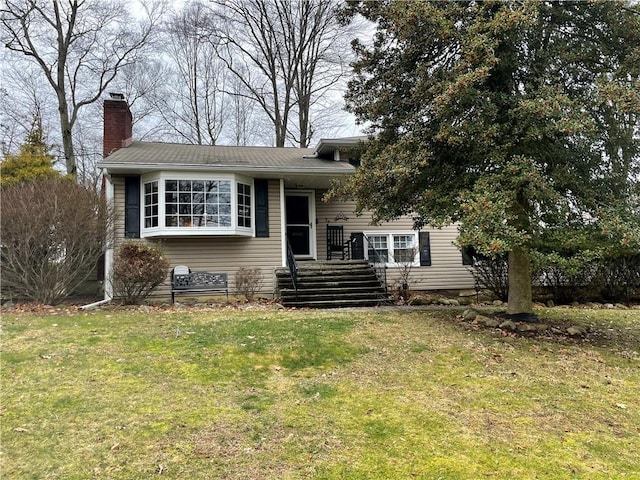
[103,93,133,158]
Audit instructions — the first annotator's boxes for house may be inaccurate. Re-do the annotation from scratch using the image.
[98,95,475,305]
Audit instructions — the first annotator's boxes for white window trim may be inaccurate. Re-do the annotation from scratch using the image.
[140,172,254,238]
[364,231,420,267]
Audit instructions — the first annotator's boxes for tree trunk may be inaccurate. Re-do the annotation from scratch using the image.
[507,246,533,315]
[58,96,76,177]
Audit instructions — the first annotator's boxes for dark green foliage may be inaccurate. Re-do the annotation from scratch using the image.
[472,249,640,304]
[0,115,60,187]
[112,242,169,304]
[333,0,640,314]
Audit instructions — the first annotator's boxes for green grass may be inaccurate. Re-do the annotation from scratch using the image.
[1,306,639,479]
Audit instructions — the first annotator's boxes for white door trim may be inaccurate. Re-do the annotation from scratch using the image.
[285,190,316,260]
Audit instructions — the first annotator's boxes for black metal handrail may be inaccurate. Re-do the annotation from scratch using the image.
[362,233,387,293]
[285,236,298,296]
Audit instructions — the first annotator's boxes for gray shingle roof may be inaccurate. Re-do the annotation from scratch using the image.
[98,142,354,174]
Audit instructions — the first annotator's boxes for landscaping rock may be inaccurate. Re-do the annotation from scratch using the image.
[462,309,478,321]
[603,303,614,309]
[458,289,478,297]
[499,320,517,331]
[546,300,555,308]
[614,303,627,310]
[407,295,430,306]
[567,325,587,336]
[484,318,501,327]
[517,323,538,333]
[475,314,500,327]
[536,324,549,332]
[492,300,504,306]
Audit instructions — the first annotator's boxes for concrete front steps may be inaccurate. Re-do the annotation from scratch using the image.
[276,260,391,308]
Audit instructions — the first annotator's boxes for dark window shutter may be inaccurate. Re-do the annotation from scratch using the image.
[351,232,365,260]
[419,232,431,266]
[255,179,269,237]
[124,176,141,238]
[462,246,475,266]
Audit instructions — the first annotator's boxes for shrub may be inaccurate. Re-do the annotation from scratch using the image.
[469,254,509,302]
[235,267,264,302]
[593,253,640,303]
[0,178,113,304]
[112,242,169,304]
[531,251,600,304]
[468,244,640,304]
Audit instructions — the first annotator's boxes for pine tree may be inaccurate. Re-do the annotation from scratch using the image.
[0,115,60,187]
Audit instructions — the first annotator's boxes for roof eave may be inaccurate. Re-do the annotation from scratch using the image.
[97,162,355,176]
[313,136,368,156]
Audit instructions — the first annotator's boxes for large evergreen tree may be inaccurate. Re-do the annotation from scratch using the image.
[334,0,640,316]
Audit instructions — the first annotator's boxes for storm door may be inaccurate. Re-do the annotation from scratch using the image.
[285,192,315,258]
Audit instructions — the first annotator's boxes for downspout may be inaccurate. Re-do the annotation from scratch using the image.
[80,170,114,311]
[280,178,287,267]
[80,298,112,310]
[103,169,115,301]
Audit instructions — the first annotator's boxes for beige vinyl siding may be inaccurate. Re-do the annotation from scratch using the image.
[315,191,475,291]
[112,176,126,240]
[111,176,283,300]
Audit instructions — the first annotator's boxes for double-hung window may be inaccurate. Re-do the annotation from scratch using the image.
[143,181,158,228]
[393,234,416,263]
[140,173,253,237]
[237,183,252,228]
[367,235,389,263]
[366,232,420,266]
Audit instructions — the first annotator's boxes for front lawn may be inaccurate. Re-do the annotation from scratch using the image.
[1,306,639,479]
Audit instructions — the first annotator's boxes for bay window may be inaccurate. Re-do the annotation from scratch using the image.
[143,181,158,228]
[237,182,252,228]
[140,173,253,237]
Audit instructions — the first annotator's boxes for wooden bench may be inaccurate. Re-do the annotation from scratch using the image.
[171,267,229,304]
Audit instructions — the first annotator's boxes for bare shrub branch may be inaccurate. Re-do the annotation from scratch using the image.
[0,178,114,304]
[235,267,264,302]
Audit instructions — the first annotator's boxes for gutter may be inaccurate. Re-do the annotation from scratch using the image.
[95,162,354,175]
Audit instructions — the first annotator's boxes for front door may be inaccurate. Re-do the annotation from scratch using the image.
[286,192,315,258]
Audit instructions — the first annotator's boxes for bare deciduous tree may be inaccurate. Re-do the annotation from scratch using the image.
[158,0,227,145]
[210,0,353,147]
[1,0,165,176]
